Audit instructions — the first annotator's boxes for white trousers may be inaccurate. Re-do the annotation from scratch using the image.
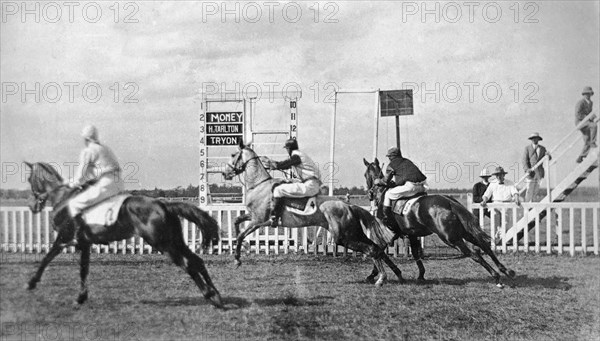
[383,181,427,207]
[273,179,321,198]
[68,174,124,216]
[524,178,540,202]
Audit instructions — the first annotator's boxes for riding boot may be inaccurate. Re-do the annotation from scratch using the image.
[383,206,401,235]
[270,197,284,227]
[71,214,87,247]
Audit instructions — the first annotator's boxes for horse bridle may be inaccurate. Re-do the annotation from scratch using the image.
[228,152,262,176]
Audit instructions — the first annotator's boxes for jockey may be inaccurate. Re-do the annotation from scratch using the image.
[378,146,427,233]
[64,125,124,244]
[266,138,322,226]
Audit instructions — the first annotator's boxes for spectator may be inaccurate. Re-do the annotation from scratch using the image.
[522,132,550,202]
[472,168,492,217]
[481,167,521,207]
[575,86,597,163]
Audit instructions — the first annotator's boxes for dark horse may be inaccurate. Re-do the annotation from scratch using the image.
[24,162,223,307]
[364,158,515,287]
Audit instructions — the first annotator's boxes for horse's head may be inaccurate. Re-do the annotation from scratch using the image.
[24,162,64,213]
[223,139,259,180]
[363,158,384,203]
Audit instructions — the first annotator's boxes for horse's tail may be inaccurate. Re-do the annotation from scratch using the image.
[162,202,220,247]
[445,197,491,247]
[349,205,394,249]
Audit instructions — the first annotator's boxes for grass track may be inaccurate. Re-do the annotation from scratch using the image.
[1,253,599,341]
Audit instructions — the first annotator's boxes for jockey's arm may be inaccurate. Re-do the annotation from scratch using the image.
[273,154,302,170]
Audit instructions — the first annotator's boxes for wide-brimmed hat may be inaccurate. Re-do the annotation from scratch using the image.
[582,86,594,95]
[528,132,543,141]
[479,169,492,178]
[492,166,507,175]
[386,147,401,157]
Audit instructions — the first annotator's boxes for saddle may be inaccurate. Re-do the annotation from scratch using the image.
[391,192,426,216]
[81,194,130,226]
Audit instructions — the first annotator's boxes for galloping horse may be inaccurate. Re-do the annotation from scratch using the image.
[363,158,516,287]
[24,162,223,307]
[223,140,407,286]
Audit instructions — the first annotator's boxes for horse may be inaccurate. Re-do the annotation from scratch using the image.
[223,139,407,286]
[363,158,516,287]
[23,162,224,307]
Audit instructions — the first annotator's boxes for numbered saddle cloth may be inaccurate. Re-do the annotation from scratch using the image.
[392,193,426,216]
[82,194,130,226]
[284,196,318,216]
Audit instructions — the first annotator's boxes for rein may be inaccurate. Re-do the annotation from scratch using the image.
[230,154,272,191]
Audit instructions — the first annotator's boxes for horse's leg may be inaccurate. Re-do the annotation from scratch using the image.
[464,234,516,279]
[75,242,91,305]
[234,220,271,267]
[381,254,405,283]
[453,239,503,287]
[345,239,387,287]
[26,236,66,290]
[408,236,426,282]
[233,213,250,237]
[365,265,379,284]
[166,245,223,308]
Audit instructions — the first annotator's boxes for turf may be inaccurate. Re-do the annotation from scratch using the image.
[1,252,599,341]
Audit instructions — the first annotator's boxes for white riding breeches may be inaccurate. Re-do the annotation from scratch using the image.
[68,173,124,216]
[383,181,428,206]
[272,178,321,198]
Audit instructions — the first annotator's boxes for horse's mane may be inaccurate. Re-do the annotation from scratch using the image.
[29,162,63,191]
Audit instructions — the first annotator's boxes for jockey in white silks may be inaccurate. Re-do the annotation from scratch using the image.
[65,125,124,244]
[266,138,322,227]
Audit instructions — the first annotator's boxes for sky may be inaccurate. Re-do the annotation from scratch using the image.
[1,1,599,192]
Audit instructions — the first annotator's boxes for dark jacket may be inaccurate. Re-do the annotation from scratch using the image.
[386,156,427,186]
[522,144,548,180]
[472,182,489,203]
[575,98,593,124]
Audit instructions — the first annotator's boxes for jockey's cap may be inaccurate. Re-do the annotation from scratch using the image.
[283,138,298,150]
[385,146,401,157]
[81,125,99,142]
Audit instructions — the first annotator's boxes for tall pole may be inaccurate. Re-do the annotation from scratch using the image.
[329,92,338,196]
[395,115,401,149]
[372,90,380,160]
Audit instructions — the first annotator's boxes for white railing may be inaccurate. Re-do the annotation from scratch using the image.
[469,202,599,256]
[0,205,417,257]
[515,111,599,201]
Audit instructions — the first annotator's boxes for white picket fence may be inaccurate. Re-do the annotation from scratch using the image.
[469,202,599,256]
[2,202,598,257]
[0,205,416,257]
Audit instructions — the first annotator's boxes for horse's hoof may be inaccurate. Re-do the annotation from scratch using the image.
[507,269,516,278]
[76,291,88,305]
[496,283,505,289]
[375,280,385,287]
[233,259,242,268]
[365,276,376,284]
[207,292,223,309]
[417,277,426,284]
[25,281,36,291]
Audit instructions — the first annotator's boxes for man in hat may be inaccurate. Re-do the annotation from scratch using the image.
[522,132,550,202]
[575,86,597,163]
[264,138,322,227]
[64,125,124,245]
[480,167,520,207]
[378,146,427,233]
[472,168,492,217]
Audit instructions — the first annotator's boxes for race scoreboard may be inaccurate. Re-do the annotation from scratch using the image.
[199,107,246,206]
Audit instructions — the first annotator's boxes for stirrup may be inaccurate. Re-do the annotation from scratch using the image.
[270,216,279,227]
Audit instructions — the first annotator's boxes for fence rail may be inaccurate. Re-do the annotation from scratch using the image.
[2,202,598,257]
[468,202,599,256]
